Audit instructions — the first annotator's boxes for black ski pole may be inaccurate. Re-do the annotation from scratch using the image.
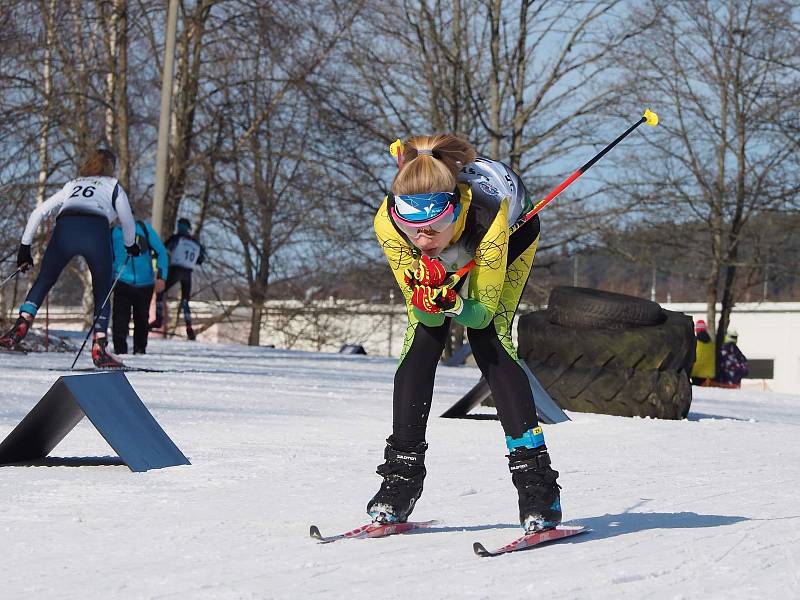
[0,266,23,289]
[448,108,659,285]
[70,256,130,370]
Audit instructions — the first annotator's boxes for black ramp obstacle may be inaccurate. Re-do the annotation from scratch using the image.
[0,372,190,472]
[441,362,569,424]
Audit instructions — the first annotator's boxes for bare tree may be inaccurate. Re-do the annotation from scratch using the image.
[606,0,800,352]
[194,1,362,345]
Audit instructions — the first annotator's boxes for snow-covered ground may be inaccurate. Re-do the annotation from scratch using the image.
[1,338,799,599]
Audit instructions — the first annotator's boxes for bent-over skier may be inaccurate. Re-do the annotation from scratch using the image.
[369,134,561,533]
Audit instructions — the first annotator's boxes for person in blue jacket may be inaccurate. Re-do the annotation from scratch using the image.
[110,220,168,354]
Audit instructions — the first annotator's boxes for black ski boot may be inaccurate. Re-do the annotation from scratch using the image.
[91,336,125,369]
[367,437,427,523]
[509,446,562,532]
[0,314,33,348]
[186,324,196,341]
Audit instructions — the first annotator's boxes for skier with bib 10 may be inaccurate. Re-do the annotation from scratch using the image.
[150,218,205,340]
[0,148,138,368]
[368,134,562,534]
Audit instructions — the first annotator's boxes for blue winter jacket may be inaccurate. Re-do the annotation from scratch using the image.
[111,221,169,287]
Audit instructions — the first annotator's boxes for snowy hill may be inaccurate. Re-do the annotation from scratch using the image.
[1,339,798,599]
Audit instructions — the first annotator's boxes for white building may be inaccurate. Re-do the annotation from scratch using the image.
[663,302,800,394]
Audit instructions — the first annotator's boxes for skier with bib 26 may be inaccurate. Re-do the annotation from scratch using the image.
[368,134,561,533]
[0,148,138,368]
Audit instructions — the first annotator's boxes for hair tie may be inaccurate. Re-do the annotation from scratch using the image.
[417,149,434,156]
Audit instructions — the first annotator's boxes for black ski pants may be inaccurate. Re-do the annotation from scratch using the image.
[155,266,193,325]
[21,214,113,334]
[112,282,154,354]
[392,216,541,444]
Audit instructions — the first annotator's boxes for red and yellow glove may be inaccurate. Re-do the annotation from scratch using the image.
[403,255,447,288]
[411,284,463,315]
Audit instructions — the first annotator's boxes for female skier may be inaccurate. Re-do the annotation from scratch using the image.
[0,148,138,368]
[369,134,561,533]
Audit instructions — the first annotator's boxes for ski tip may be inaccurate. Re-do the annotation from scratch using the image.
[309,525,323,540]
[473,542,492,557]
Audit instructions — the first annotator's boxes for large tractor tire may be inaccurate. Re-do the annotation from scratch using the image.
[515,288,694,420]
[519,310,695,374]
[525,357,692,419]
[548,286,664,329]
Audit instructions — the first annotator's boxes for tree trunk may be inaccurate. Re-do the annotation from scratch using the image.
[34,0,56,264]
[488,0,502,158]
[164,1,213,232]
[36,0,55,207]
[116,0,130,191]
[508,1,529,171]
[70,0,91,154]
[102,0,119,145]
[248,299,264,346]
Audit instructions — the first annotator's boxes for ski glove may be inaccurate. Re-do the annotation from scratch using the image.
[17,244,32,272]
[404,255,446,288]
[125,242,141,257]
[411,284,463,315]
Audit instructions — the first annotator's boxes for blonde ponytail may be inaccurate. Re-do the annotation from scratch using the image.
[391,134,476,195]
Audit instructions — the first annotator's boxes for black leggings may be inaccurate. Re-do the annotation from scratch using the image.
[21,214,112,333]
[392,319,538,443]
[155,266,193,325]
[392,216,541,444]
[112,282,154,353]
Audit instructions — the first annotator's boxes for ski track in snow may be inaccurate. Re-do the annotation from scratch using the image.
[1,338,799,599]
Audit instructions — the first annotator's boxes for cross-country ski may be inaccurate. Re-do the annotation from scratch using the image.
[309,520,440,543]
[473,525,589,557]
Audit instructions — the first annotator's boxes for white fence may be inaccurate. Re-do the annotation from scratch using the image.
[31,300,800,394]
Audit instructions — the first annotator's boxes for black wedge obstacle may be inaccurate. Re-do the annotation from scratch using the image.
[0,372,190,472]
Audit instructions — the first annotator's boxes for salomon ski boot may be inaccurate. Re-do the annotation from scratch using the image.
[91,336,125,369]
[367,437,427,523]
[509,445,562,532]
[0,313,33,348]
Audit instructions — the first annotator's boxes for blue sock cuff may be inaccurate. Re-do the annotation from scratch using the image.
[19,302,38,317]
[506,426,545,451]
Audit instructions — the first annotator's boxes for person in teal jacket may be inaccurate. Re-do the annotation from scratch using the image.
[110,220,168,354]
